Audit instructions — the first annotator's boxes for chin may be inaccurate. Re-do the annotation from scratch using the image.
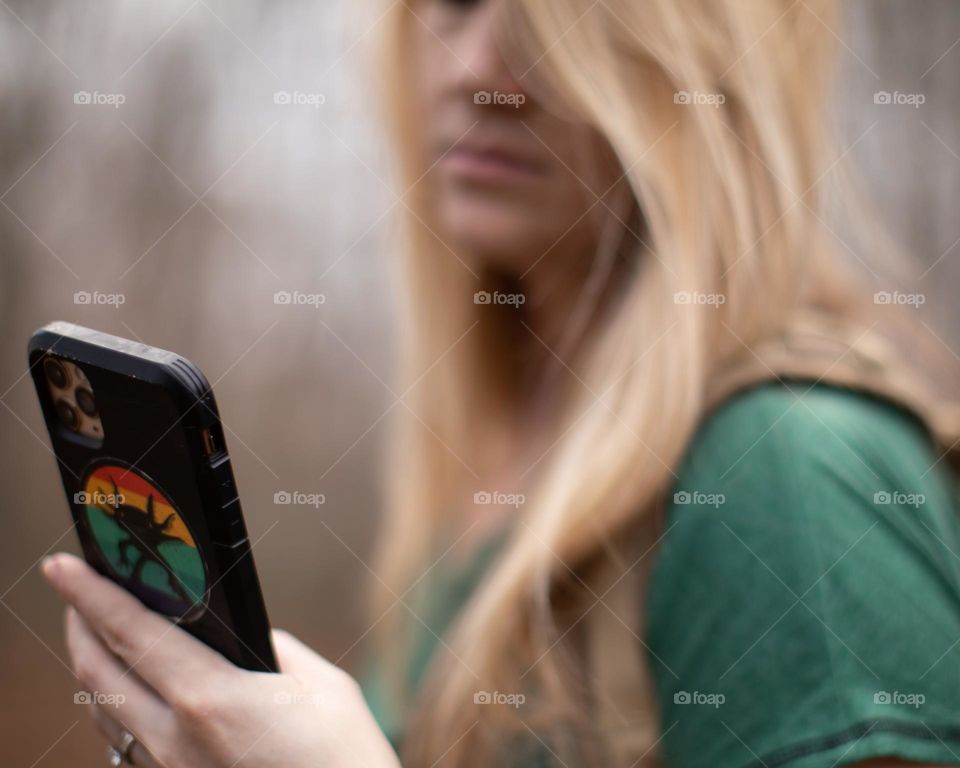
[438,196,551,275]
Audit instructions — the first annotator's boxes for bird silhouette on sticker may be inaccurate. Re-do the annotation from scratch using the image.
[78,461,206,619]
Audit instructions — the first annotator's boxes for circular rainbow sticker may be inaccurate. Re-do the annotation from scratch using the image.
[78,461,207,619]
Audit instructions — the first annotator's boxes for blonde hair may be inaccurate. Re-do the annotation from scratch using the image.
[371,0,940,764]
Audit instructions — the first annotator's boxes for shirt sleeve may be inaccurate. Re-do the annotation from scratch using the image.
[645,382,960,768]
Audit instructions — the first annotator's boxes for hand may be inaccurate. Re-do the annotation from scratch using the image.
[41,552,401,768]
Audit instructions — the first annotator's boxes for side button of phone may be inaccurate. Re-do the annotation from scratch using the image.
[212,537,249,552]
[209,453,234,490]
[213,496,249,545]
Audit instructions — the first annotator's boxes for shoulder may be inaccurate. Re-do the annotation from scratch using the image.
[683,379,935,479]
[653,380,956,614]
[643,381,960,768]
[670,380,943,522]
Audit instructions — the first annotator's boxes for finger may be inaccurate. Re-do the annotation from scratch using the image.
[66,606,174,753]
[272,629,345,681]
[43,552,232,702]
[90,704,162,768]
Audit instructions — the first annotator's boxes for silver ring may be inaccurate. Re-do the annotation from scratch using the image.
[106,729,137,766]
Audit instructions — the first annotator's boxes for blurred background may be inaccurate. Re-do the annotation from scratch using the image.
[0,0,957,765]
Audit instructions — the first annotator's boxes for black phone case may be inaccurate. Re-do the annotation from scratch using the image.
[28,321,277,672]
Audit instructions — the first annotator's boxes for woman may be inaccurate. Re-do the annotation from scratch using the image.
[41,0,960,766]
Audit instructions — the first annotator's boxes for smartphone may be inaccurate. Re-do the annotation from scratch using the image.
[28,321,277,672]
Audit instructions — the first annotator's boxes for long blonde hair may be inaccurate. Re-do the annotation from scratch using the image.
[371,0,935,764]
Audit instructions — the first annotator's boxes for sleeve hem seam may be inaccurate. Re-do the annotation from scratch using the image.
[745,717,960,768]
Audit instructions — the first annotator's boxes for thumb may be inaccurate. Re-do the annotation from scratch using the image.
[271,628,340,680]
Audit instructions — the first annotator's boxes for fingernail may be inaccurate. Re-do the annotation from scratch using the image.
[41,555,60,583]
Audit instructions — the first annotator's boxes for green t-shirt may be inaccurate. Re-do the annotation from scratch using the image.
[363,382,960,766]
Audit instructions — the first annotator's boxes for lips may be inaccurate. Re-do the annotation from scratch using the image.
[441,139,549,184]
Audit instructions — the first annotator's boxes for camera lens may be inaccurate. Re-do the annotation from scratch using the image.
[75,387,98,417]
[44,358,69,389]
[55,399,79,430]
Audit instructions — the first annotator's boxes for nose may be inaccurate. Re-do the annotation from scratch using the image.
[452,3,526,101]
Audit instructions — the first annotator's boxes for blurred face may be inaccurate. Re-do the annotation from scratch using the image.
[414,0,626,276]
